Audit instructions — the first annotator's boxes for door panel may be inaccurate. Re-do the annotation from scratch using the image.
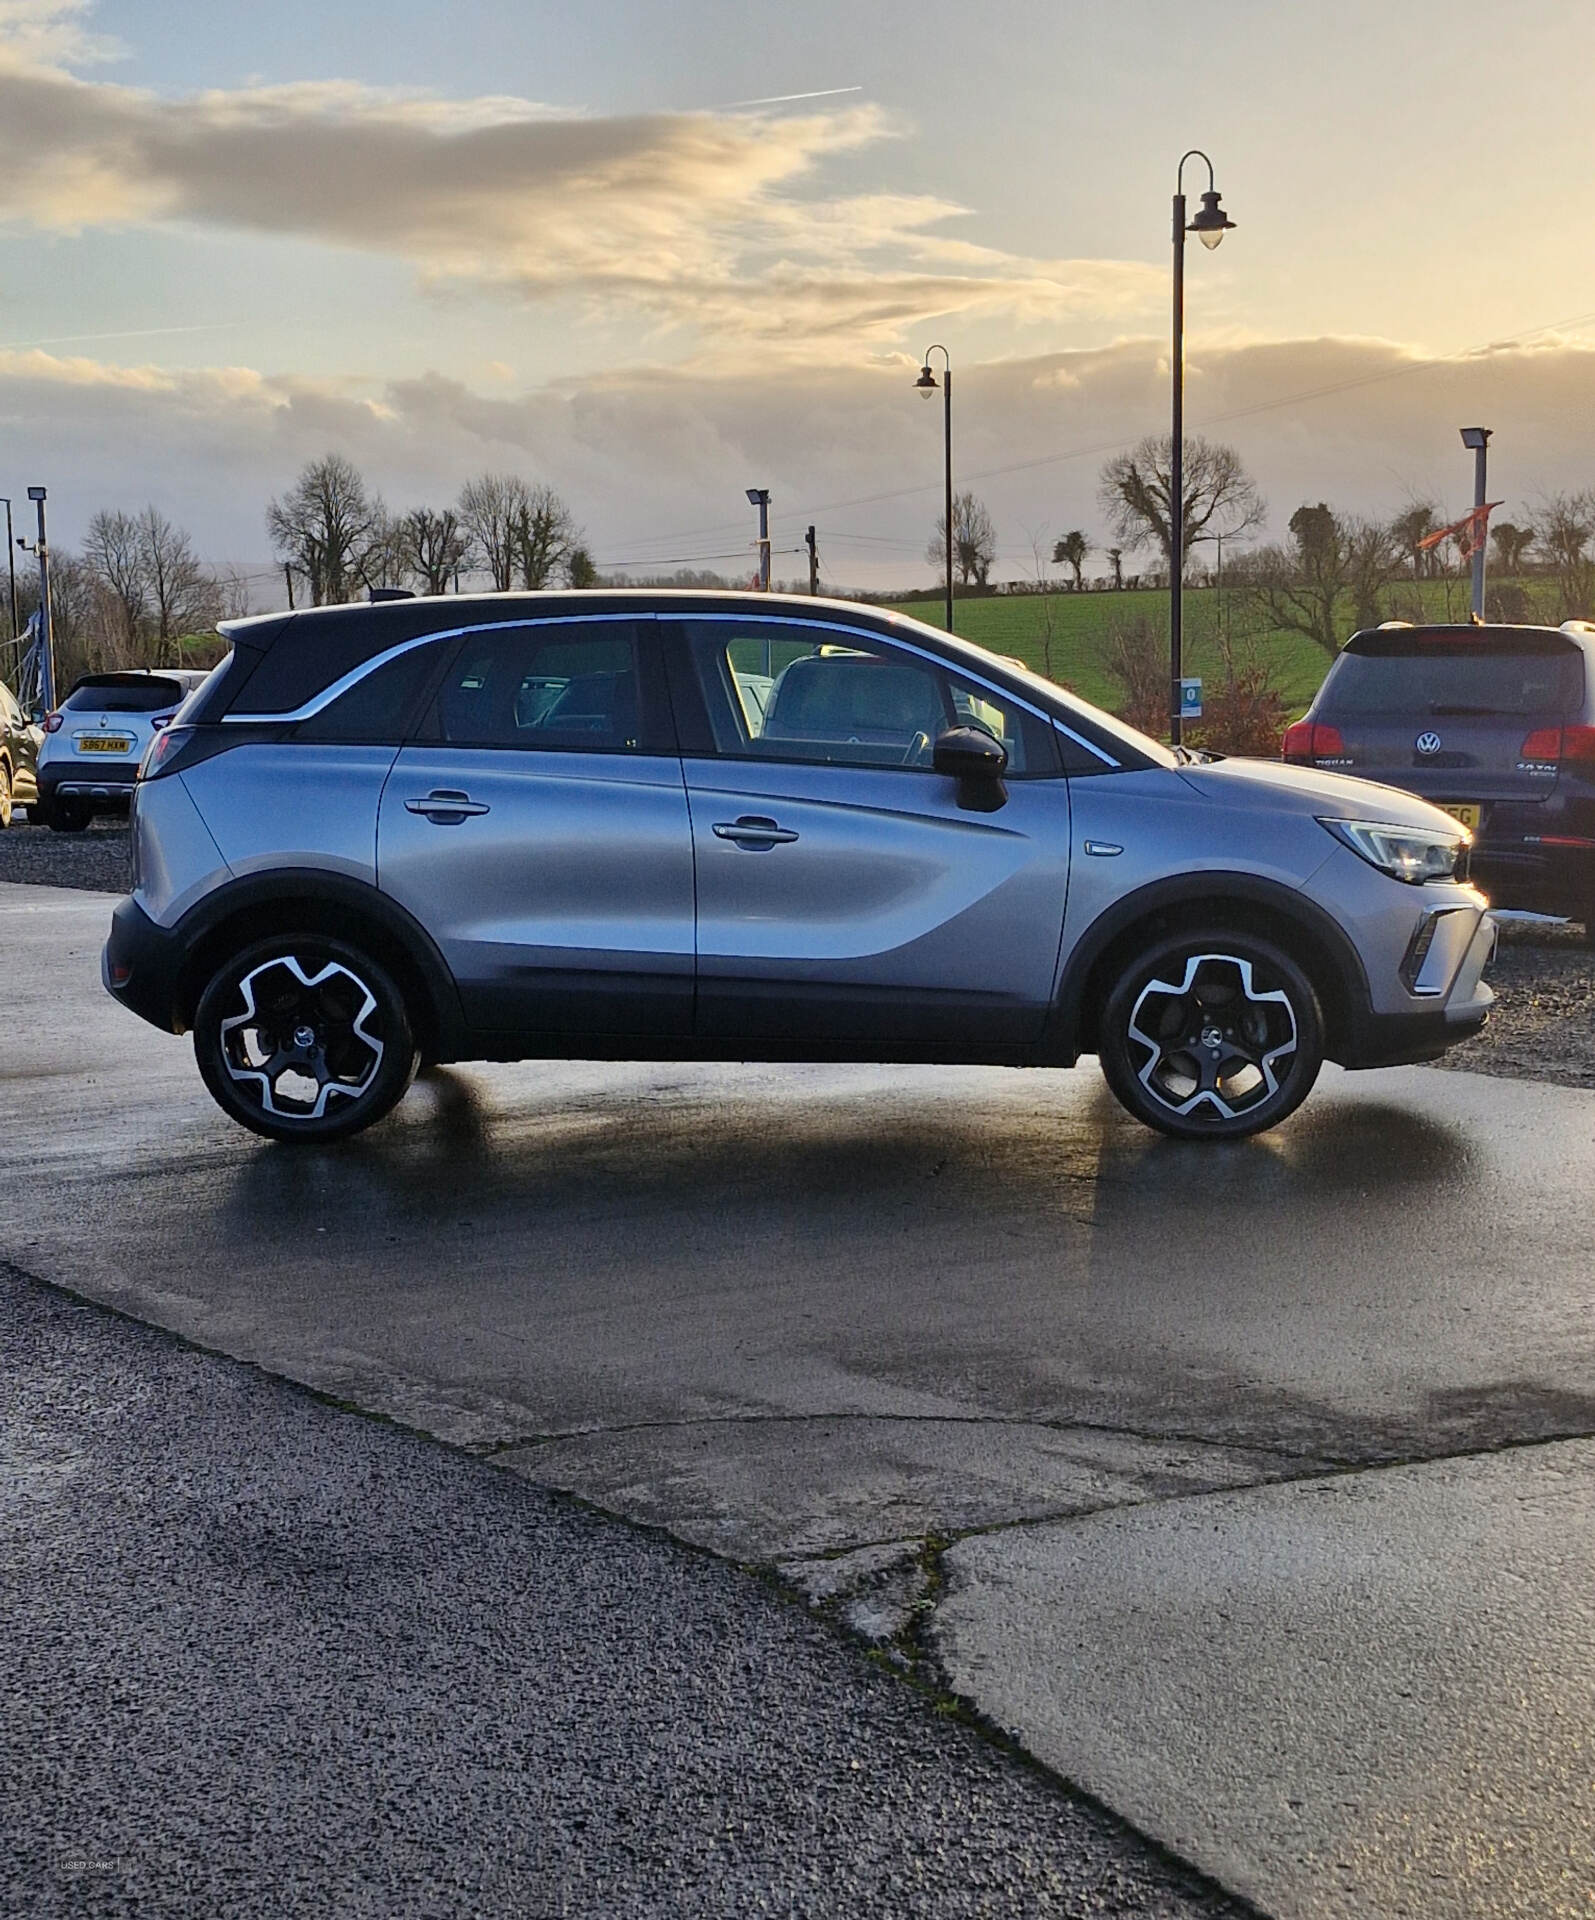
[686,757,1071,1044]
[379,747,694,1033]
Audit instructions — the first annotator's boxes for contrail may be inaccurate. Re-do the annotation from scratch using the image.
[723,85,864,108]
[0,323,239,350]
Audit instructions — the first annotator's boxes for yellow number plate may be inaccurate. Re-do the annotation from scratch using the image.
[79,735,133,754]
[1439,802,1481,832]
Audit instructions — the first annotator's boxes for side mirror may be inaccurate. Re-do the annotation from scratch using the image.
[932,724,1008,811]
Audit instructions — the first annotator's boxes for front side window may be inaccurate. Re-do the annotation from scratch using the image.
[431,626,644,752]
[684,620,1055,774]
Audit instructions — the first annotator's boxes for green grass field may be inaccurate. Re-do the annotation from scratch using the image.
[881,578,1556,720]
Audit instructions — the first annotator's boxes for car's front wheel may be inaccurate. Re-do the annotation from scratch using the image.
[193,934,420,1143]
[0,761,12,828]
[1098,930,1324,1140]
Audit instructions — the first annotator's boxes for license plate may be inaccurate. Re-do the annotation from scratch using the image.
[1439,802,1481,831]
[79,735,133,754]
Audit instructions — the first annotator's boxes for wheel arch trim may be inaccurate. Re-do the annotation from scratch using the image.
[169,869,465,1056]
[1047,871,1372,1063]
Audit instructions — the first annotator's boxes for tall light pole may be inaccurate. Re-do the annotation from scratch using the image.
[1170,151,1235,747]
[1460,426,1492,619]
[915,345,954,633]
[0,497,16,640]
[745,487,771,591]
[26,486,54,713]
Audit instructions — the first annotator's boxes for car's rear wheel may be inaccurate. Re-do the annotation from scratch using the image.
[1098,931,1324,1140]
[193,934,419,1143]
[0,761,12,828]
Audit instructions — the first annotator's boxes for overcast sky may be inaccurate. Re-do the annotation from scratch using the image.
[1,0,1591,589]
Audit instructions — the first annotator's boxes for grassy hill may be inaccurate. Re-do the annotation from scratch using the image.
[880,578,1558,720]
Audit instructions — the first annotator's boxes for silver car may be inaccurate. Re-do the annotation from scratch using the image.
[102,592,1495,1143]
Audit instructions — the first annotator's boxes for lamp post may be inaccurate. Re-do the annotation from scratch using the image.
[1460,426,1492,619]
[1170,151,1235,747]
[915,345,954,634]
[0,498,16,639]
[745,487,771,591]
[25,486,54,714]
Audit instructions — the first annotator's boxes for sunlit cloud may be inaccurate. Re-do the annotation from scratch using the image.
[0,6,1161,353]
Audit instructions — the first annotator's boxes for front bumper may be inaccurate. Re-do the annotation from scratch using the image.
[1336,906,1496,1069]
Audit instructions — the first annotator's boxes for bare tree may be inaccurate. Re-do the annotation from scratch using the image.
[398,507,470,594]
[1530,492,1595,620]
[83,510,148,653]
[928,490,997,588]
[215,565,253,622]
[457,473,526,591]
[1052,529,1089,591]
[1241,503,1398,656]
[1106,546,1124,590]
[350,513,411,594]
[1098,434,1264,580]
[137,507,216,660]
[512,483,580,589]
[267,454,385,605]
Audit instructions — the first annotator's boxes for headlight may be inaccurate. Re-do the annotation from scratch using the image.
[1319,816,1467,885]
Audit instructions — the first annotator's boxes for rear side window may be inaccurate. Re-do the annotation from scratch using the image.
[1323,642,1585,718]
[296,643,439,744]
[64,677,185,713]
[428,626,645,752]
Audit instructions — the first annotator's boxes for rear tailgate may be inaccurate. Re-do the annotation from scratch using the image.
[1308,629,1583,822]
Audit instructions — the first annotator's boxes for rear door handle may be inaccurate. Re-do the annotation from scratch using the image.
[405,790,491,822]
[712,815,799,847]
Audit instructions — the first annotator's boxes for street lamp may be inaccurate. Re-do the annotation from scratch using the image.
[915,345,954,634]
[0,498,16,640]
[1460,427,1492,619]
[745,487,771,591]
[1170,151,1235,747]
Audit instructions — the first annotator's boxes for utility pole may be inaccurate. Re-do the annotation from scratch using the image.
[0,498,16,639]
[745,488,771,591]
[806,525,818,595]
[27,487,54,713]
[1460,427,1492,619]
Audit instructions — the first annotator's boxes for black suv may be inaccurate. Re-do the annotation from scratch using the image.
[1285,622,1595,931]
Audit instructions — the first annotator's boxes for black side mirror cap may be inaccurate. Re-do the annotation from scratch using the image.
[932,725,1008,781]
[933,725,1008,810]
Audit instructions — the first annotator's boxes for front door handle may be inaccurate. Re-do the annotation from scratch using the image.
[405,790,491,823]
[712,815,799,847]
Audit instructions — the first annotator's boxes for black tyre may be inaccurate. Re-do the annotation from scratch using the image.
[1098,930,1324,1141]
[46,794,91,833]
[193,934,420,1143]
[0,761,11,829]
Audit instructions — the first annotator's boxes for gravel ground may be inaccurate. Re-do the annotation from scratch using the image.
[0,1262,1243,1920]
[2,818,1590,1090]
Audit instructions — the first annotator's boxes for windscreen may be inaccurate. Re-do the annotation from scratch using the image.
[1323,643,1584,719]
[63,677,187,713]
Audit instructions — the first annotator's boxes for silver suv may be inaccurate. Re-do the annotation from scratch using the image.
[103,592,1495,1143]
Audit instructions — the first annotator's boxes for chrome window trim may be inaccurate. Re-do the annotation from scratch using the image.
[679,610,1120,768]
[220,613,648,725]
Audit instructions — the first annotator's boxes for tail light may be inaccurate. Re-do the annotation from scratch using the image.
[41,710,63,733]
[1282,721,1346,762]
[1520,724,1595,767]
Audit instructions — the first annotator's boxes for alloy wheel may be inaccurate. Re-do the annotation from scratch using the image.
[1125,950,1300,1125]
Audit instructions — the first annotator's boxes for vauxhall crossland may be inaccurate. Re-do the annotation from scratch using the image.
[103,592,1496,1144]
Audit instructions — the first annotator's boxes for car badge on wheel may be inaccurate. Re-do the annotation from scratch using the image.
[1415,731,1442,755]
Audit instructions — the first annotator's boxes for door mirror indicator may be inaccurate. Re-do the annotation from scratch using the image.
[933,725,1008,810]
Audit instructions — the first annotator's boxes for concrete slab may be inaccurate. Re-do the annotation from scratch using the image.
[934,1441,1595,1920]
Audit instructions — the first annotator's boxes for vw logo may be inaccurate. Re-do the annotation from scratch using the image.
[1415,731,1442,755]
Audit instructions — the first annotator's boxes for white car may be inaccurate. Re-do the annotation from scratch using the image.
[36,669,207,831]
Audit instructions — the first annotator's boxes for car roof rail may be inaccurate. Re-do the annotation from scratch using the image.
[1376,619,1413,629]
[1560,619,1595,636]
